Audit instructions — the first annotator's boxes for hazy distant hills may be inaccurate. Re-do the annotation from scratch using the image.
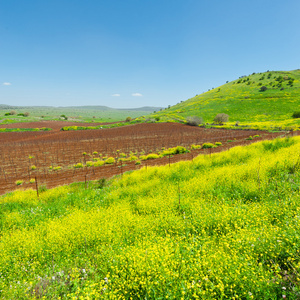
[0,104,163,112]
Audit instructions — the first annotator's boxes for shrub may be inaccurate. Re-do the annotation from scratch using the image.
[94,160,105,167]
[73,163,83,168]
[30,165,37,170]
[125,117,132,122]
[60,114,68,120]
[29,178,36,184]
[202,143,215,149]
[86,161,94,167]
[190,144,201,150]
[214,113,229,124]
[146,153,160,160]
[10,110,17,115]
[215,142,222,146]
[24,112,30,117]
[186,116,203,126]
[161,146,188,156]
[260,86,268,91]
[292,112,300,118]
[105,157,115,164]
[130,155,138,161]
[15,180,24,186]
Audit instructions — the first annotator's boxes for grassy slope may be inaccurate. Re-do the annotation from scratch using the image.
[1,136,300,298]
[152,69,300,129]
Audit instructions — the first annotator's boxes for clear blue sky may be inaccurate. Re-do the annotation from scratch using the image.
[1,0,299,108]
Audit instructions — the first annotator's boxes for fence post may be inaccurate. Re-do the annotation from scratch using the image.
[35,176,39,199]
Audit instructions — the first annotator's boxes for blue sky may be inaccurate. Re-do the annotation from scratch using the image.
[1,0,300,108]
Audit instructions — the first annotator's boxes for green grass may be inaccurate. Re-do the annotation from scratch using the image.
[1,137,300,298]
[152,69,300,130]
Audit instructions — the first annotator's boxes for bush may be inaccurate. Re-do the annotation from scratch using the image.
[86,161,94,167]
[260,86,268,92]
[202,143,215,149]
[73,163,83,168]
[129,155,138,161]
[186,116,203,126]
[9,110,16,115]
[105,157,115,164]
[292,111,300,118]
[94,160,105,167]
[161,146,188,156]
[146,153,160,160]
[214,113,229,125]
[125,117,132,122]
[190,144,201,150]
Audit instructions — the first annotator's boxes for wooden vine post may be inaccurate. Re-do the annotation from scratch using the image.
[35,176,39,199]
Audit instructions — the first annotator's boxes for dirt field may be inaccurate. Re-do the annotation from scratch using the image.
[0,121,286,195]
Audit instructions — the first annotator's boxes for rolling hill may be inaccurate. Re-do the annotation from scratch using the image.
[152,69,300,130]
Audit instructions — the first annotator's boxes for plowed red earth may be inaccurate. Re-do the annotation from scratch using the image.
[0,121,286,195]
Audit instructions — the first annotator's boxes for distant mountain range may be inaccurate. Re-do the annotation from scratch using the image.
[0,104,164,112]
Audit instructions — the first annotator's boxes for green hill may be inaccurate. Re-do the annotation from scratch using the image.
[152,69,300,130]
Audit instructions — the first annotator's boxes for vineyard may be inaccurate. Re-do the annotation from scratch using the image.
[2,135,300,298]
[0,121,285,195]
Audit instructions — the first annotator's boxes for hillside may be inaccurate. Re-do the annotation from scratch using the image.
[152,69,300,130]
[1,136,300,298]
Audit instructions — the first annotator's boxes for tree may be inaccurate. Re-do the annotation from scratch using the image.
[214,113,229,125]
[125,117,132,122]
[186,116,203,126]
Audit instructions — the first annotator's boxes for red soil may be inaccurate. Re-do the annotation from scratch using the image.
[0,121,286,195]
